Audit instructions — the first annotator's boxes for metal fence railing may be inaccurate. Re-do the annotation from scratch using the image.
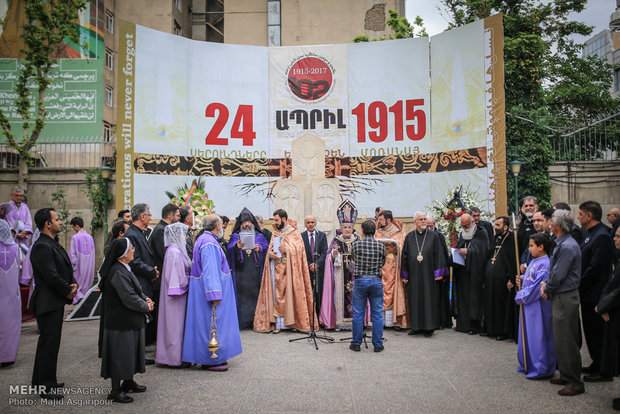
[0,141,116,169]
[550,112,620,162]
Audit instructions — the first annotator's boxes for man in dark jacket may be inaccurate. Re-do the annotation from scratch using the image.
[596,226,620,409]
[301,215,328,311]
[30,208,77,400]
[123,203,159,349]
[578,201,614,382]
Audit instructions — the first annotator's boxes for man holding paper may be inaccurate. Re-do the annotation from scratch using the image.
[227,208,269,329]
[253,209,317,333]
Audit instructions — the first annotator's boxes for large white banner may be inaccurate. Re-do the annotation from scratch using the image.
[117,16,506,222]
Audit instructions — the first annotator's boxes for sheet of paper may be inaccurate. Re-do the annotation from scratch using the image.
[239,232,255,249]
[272,236,282,258]
[451,247,465,266]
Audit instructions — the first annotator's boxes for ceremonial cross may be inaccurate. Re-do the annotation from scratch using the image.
[0,246,9,266]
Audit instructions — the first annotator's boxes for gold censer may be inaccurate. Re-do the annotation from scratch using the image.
[208,305,219,358]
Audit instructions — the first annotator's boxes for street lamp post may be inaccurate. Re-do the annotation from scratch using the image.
[99,166,114,236]
[508,160,523,216]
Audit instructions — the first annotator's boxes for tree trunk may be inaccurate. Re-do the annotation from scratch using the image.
[18,157,29,191]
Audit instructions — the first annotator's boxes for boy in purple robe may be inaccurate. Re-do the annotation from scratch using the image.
[156,222,191,367]
[69,218,95,304]
[182,215,242,371]
[515,232,556,379]
[0,220,21,367]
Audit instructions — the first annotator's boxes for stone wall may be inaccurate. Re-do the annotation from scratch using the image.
[549,160,620,227]
[0,169,114,270]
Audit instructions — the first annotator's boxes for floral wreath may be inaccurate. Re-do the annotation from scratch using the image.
[426,184,492,248]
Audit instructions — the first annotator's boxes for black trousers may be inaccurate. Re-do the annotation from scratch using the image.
[32,309,64,390]
[582,302,605,371]
[145,288,160,345]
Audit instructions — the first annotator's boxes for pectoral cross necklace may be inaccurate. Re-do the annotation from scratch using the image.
[415,230,427,263]
[491,232,509,264]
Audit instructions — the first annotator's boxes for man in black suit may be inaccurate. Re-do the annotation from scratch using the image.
[578,201,614,382]
[470,207,494,253]
[124,203,159,350]
[30,208,77,400]
[300,216,328,311]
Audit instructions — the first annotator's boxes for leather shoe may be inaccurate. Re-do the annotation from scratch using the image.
[40,392,63,400]
[467,330,476,335]
[374,346,384,353]
[550,378,568,385]
[0,361,15,367]
[54,382,65,389]
[582,364,596,374]
[121,380,147,393]
[558,387,584,397]
[108,391,133,403]
[496,335,507,341]
[144,358,154,365]
[584,374,613,383]
[408,329,420,335]
[423,331,434,338]
[349,344,360,352]
[612,397,620,411]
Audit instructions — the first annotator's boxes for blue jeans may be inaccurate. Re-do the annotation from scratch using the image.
[352,277,383,348]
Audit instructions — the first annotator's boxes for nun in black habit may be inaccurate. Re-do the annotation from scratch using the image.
[99,238,153,403]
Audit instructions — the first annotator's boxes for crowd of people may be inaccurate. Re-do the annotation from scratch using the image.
[1,186,620,409]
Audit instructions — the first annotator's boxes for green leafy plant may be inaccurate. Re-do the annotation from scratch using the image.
[51,183,70,245]
[83,168,112,232]
[0,0,88,189]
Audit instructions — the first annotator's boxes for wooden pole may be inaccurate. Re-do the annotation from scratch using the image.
[511,213,527,374]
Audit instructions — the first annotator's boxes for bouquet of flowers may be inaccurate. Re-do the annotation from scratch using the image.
[426,184,491,248]
[165,178,215,228]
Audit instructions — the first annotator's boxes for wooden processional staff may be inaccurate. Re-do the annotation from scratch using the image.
[511,213,527,374]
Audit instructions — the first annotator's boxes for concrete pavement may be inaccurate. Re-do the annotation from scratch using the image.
[0,313,618,413]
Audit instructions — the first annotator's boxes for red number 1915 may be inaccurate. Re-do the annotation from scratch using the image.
[351,99,426,143]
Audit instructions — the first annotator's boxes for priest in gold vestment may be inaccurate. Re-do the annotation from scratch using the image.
[253,209,318,333]
[375,210,408,328]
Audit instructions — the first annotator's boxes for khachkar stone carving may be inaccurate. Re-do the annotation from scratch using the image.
[272,134,338,233]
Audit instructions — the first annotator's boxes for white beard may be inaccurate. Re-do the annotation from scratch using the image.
[217,229,224,239]
[462,225,476,241]
[525,211,534,219]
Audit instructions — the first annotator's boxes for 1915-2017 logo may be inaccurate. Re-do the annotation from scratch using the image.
[287,55,334,102]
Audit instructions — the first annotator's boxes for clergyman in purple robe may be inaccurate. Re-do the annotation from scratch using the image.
[226,207,268,330]
[0,219,21,367]
[515,233,556,379]
[69,217,95,304]
[156,222,191,367]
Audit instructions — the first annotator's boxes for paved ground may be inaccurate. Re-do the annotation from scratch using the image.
[0,313,618,414]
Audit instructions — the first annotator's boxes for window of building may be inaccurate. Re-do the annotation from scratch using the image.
[105,48,114,70]
[174,0,181,10]
[614,69,620,92]
[103,122,113,142]
[105,85,113,107]
[105,10,114,33]
[173,20,181,35]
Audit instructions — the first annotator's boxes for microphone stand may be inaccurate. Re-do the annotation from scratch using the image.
[290,251,334,350]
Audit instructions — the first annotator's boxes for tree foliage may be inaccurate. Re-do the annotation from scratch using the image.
[353,9,427,43]
[0,0,88,187]
[440,0,619,209]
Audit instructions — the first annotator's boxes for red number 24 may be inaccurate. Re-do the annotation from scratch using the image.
[205,103,256,146]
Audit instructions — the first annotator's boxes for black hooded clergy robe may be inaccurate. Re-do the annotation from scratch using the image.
[453,227,489,333]
[483,231,517,339]
[401,229,449,332]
